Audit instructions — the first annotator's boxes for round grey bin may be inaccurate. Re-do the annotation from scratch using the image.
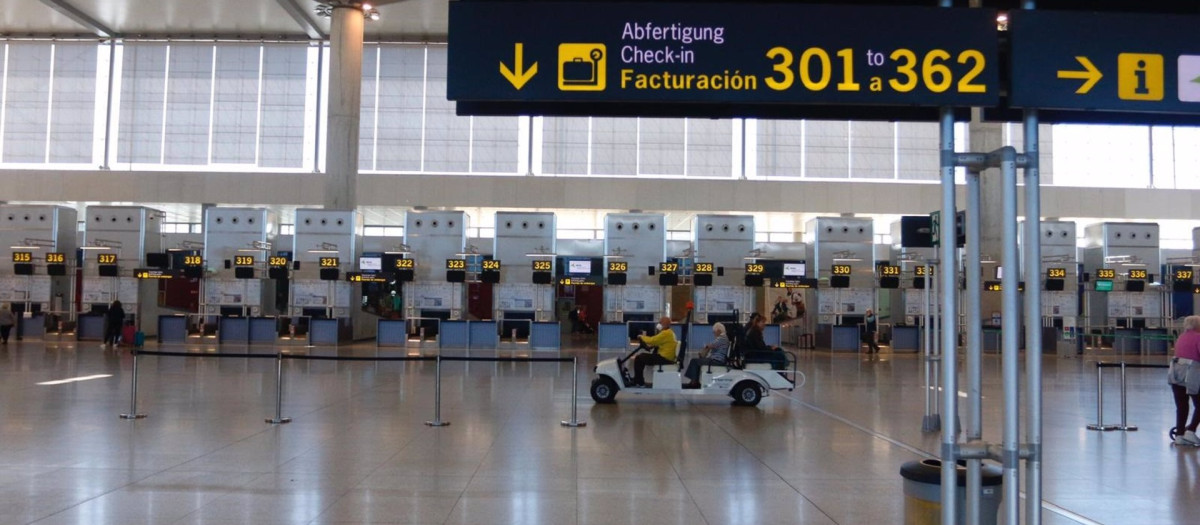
[900,459,1003,525]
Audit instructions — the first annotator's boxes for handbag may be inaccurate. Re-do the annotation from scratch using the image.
[1169,357,1193,387]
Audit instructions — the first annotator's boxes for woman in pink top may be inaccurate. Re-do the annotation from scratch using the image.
[1170,316,1200,446]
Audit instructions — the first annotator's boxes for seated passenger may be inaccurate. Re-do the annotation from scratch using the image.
[630,316,677,387]
[683,322,730,388]
[743,313,787,370]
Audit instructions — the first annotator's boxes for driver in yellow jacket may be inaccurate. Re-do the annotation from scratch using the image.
[630,316,677,387]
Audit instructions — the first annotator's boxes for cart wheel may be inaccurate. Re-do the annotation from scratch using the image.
[1170,426,1180,443]
[731,381,762,407]
[591,377,618,404]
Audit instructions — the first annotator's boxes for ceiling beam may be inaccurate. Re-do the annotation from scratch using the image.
[36,0,115,38]
[276,0,327,40]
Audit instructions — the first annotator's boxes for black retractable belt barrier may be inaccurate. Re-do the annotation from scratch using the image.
[121,349,584,428]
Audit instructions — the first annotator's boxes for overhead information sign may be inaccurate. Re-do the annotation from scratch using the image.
[1010,10,1200,118]
[448,2,999,116]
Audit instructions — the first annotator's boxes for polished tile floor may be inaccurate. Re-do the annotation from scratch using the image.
[0,339,1192,524]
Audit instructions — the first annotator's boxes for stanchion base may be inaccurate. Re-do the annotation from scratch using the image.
[265,417,292,424]
[561,420,588,428]
[921,415,941,432]
[119,413,147,420]
[425,420,451,427]
[1117,426,1139,431]
[1086,424,1119,431]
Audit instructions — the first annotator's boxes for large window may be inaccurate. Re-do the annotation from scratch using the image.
[0,42,97,165]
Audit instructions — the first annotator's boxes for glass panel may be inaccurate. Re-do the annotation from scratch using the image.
[849,121,894,179]
[897,122,939,181]
[638,118,684,175]
[258,44,307,168]
[212,44,260,165]
[49,43,97,163]
[806,120,849,179]
[471,116,519,173]
[757,119,803,178]
[359,46,378,170]
[375,46,423,172]
[4,42,52,163]
[542,117,589,175]
[591,118,637,175]
[686,119,733,178]
[117,43,166,164]
[163,44,213,164]
[423,47,469,172]
[1052,124,1150,188]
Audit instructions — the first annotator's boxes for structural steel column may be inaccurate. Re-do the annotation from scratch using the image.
[324,4,365,209]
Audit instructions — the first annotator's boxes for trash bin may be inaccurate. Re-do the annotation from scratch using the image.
[900,459,1003,525]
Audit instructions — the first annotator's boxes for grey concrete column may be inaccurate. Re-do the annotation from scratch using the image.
[969,118,1008,325]
[324,4,365,210]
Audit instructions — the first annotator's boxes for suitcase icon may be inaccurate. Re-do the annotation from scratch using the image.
[562,58,597,85]
[558,45,606,91]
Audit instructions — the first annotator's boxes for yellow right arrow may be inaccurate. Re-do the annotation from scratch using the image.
[500,43,538,90]
[1057,56,1103,94]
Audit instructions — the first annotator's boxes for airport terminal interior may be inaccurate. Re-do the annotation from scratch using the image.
[1,1,1200,524]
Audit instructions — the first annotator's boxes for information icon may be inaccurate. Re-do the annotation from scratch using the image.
[558,44,606,91]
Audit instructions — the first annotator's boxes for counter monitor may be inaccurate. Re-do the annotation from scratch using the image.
[1128,269,1147,280]
[783,262,806,277]
[446,258,466,270]
[693,262,714,274]
[1046,267,1066,279]
[915,265,935,276]
[269,256,290,267]
[532,260,552,271]
[568,259,591,274]
[359,256,382,271]
[395,258,415,269]
[878,265,901,276]
[745,263,765,275]
[319,257,340,268]
[97,253,117,264]
[1095,268,1116,280]
[659,262,679,274]
[607,261,627,273]
[234,255,255,266]
[482,260,502,270]
[831,264,852,276]
[46,252,66,264]
[11,252,32,263]
[1094,280,1114,292]
[184,255,204,267]
[1175,269,1194,282]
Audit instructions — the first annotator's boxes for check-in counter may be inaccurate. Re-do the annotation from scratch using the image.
[19,315,45,339]
[1113,328,1140,354]
[310,318,345,345]
[530,322,560,350]
[765,324,781,347]
[439,320,469,348]
[377,319,407,346]
[598,323,628,351]
[1141,327,1169,355]
[218,317,249,344]
[158,315,188,343]
[891,325,922,353]
[78,313,105,341]
[470,320,499,347]
[249,317,277,344]
[818,324,861,352]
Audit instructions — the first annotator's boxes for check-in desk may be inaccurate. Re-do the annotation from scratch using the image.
[1113,328,1140,354]
[529,322,560,350]
[78,313,106,341]
[310,318,348,345]
[158,315,189,343]
[377,319,407,346]
[818,324,861,352]
[891,325,922,353]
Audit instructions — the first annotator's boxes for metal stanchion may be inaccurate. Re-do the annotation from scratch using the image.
[561,356,587,428]
[1117,362,1138,431]
[265,351,292,424]
[119,350,147,420]
[425,354,450,427]
[1087,364,1117,431]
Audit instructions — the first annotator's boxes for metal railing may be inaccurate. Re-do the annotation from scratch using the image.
[118,347,585,428]
[1086,361,1169,432]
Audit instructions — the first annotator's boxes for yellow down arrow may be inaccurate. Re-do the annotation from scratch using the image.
[500,43,538,90]
[1057,56,1102,94]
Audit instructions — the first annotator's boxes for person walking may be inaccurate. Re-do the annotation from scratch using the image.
[1169,315,1200,446]
[863,309,881,354]
[0,304,15,344]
